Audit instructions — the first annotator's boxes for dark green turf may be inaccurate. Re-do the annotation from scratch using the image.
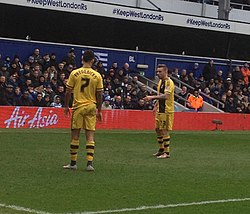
[0,130,249,214]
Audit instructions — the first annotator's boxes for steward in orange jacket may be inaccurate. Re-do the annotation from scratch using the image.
[241,62,250,86]
[187,90,204,111]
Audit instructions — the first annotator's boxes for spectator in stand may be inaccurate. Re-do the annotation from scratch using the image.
[0,54,4,67]
[57,73,66,86]
[207,78,216,91]
[31,69,40,88]
[32,48,43,65]
[12,55,23,69]
[8,61,20,76]
[180,69,188,82]
[26,56,36,69]
[13,86,22,104]
[44,94,51,107]
[202,59,216,83]
[122,63,131,76]
[8,74,19,88]
[192,62,201,79]
[188,71,196,87]
[134,98,147,110]
[57,62,65,77]
[137,84,149,99]
[63,49,76,67]
[50,53,57,67]
[220,93,227,111]
[110,62,119,75]
[56,85,65,106]
[123,95,136,109]
[232,66,244,86]
[50,95,62,108]
[4,84,15,105]
[102,97,112,110]
[113,95,123,109]
[50,77,58,92]
[202,87,214,105]
[176,85,189,106]
[65,64,74,79]
[246,103,250,114]
[33,92,46,107]
[225,97,236,113]
[16,90,33,106]
[0,63,10,78]
[96,61,106,78]
[241,62,250,86]
[116,69,126,83]
[187,90,204,111]
[214,70,224,84]
[4,56,11,69]
[44,84,56,102]
[41,53,51,71]
[131,75,140,93]
[171,67,180,84]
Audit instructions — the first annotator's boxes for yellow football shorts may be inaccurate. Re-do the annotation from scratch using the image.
[71,103,97,130]
[155,113,174,131]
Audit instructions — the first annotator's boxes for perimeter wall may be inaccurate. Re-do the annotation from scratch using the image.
[0,107,249,131]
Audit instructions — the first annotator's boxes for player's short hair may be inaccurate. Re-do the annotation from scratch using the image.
[82,49,95,62]
[157,64,167,69]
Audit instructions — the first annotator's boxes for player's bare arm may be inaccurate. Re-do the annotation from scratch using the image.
[96,90,103,122]
[64,88,72,117]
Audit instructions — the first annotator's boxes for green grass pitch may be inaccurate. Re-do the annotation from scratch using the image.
[0,129,250,214]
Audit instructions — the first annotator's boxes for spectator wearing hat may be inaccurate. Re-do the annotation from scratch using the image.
[49,53,57,67]
[44,84,56,102]
[102,97,112,110]
[16,90,33,106]
[41,53,51,71]
[4,56,11,68]
[8,61,20,76]
[26,56,36,69]
[3,84,15,106]
[43,94,51,106]
[0,63,10,79]
[8,74,19,89]
[13,55,23,69]
[63,49,76,67]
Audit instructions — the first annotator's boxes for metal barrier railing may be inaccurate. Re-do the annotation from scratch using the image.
[137,74,225,110]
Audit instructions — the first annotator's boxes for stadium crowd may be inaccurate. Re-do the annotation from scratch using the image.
[0,49,250,113]
[0,49,155,111]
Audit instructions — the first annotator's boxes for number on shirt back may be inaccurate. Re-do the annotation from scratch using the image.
[81,78,90,92]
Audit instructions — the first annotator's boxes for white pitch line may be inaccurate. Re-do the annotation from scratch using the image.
[1,198,250,214]
[0,203,52,214]
[65,198,250,214]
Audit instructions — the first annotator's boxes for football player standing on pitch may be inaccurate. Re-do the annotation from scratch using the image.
[144,64,175,159]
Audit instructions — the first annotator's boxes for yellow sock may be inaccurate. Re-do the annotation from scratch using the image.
[86,141,95,161]
[163,135,170,155]
[70,139,80,162]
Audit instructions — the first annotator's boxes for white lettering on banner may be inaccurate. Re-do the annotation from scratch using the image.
[4,107,58,128]
[129,56,135,63]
